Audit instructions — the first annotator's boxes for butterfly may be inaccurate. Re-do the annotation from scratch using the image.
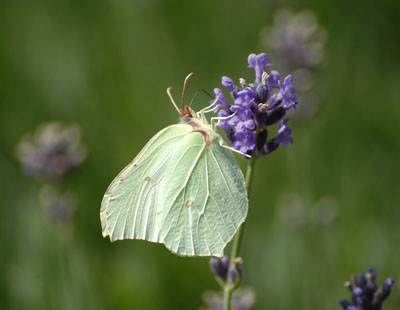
[100,73,248,257]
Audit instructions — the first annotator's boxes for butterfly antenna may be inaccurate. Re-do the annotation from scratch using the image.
[166,87,181,114]
[188,89,214,107]
[181,72,194,110]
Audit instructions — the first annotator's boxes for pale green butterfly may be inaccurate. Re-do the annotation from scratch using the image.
[100,73,248,257]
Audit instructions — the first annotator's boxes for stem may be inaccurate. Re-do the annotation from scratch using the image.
[223,153,257,310]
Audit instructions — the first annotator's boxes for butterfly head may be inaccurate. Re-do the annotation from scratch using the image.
[180,105,193,119]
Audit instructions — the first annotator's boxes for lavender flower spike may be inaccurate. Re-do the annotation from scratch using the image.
[339,267,395,310]
[210,52,298,157]
[15,122,86,178]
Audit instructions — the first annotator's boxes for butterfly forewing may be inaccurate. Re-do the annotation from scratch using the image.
[158,132,248,257]
[101,124,192,242]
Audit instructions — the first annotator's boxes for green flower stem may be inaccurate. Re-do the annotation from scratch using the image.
[223,152,257,310]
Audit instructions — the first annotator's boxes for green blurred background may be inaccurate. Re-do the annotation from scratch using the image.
[1,0,400,309]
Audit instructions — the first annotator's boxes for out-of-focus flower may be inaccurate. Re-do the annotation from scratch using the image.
[39,185,77,223]
[200,287,256,310]
[211,53,298,157]
[339,268,395,310]
[260,9,327,118]
[16,122,86,178]
[261,9,326,72]
[277,193,338,230]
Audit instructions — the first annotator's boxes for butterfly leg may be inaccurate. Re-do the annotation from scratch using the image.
[210,112,237,131]
[195,95,220,118]
[220,144,251,158]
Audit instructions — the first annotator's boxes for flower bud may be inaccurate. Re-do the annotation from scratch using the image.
[255,82,268,104]
[228,266,241,287]
[265,107,286,126]
[380,278,395,301]
[209,256,229,280]
[256,129,268,151]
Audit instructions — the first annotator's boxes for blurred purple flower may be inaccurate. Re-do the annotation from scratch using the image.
[260,9,327,119]
[200,287,256,310]
[16,122,86,178]
[39,185,77,223]
[260,9,326,72]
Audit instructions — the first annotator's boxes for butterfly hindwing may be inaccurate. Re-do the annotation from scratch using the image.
[158,132,248,257]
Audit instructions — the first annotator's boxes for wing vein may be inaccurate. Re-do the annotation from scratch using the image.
[161,144,205,224]
[208,149,237,231]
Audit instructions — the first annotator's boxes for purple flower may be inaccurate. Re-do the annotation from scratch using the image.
[40,185,77,223]
[267,71,281,92]
[339,268,395,310]
[15,122,86,179]
[261,9,326,71]
[222,76,241,100]
[221,76,235,91]
[210,52,298,157]
[211,88,230,112]
[201,287,256,310]
[233,130,256,154]
[228,105,256,131]
[275,118,293,147]
[265,92,283,110]
[248,53,270,81]
[367,267,377,278]
[234,88,256,109]
[280,75,298,110]
[339,300,359,310]
[352,288,364,306]
[260,9,327,119]
[216,109,231,130]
